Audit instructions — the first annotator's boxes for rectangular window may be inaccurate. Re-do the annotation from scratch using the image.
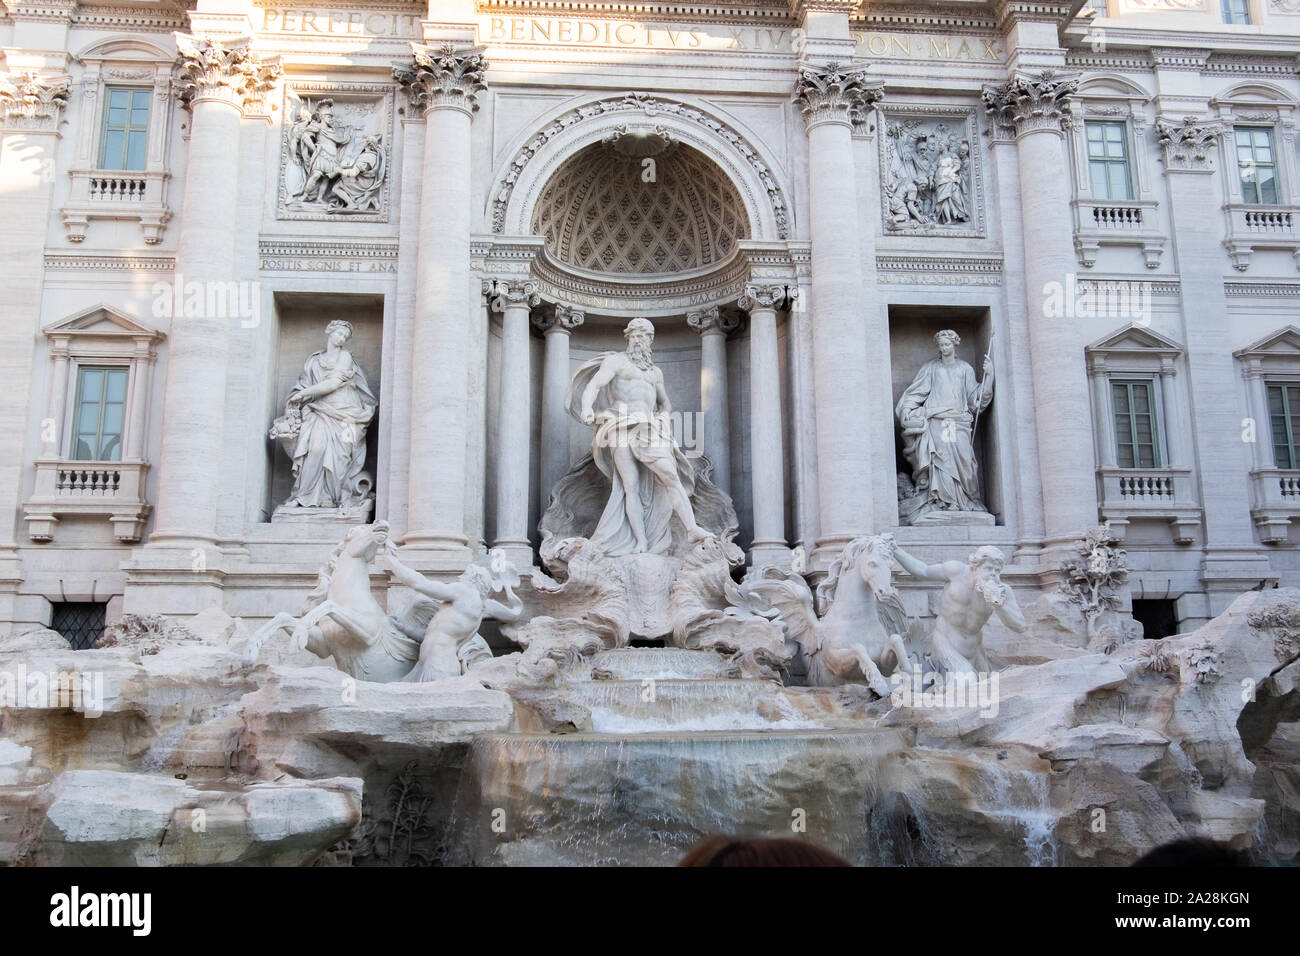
[1221,0,1250,23]
[1085,0,1108,13]
[1112,379,1160,469]
[1267,383,1300,469]
[71,366,128,461]
[1086,121,1132,201]
[50,602,107,651]
[1236,128,1279,205]
[99,86,150,171]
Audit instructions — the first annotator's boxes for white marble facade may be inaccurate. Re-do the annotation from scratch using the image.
[3,0,1300,638]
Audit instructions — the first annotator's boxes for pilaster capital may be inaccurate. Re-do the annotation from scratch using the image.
[173,34,281,114]
[490,278,540,313]
[981,69,1077,141]
[1155,116,1223,173]
[794,61,883,131]
[787,0,860,18]
[395,42,487,116]
[534,303,585,334]
[687,305,740,336]
[738,284,791,313]
[0,70,70,132]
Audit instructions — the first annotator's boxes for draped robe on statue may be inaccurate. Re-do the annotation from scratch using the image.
[288,349,377,508]
[895,358,990,513]
[565,354,696,557]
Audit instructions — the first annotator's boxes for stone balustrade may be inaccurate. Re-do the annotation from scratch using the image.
[23,460,151,542]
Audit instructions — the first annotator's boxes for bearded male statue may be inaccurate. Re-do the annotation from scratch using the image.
[566,317,712,557]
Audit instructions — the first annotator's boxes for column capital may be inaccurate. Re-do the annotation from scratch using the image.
[534,303,585,334]
[739,284,793,312]
[687,305,740,336]
[395,42,487,116]
[1155,116,1223,173]
[173,34,281,114]
[490,278,540,312]
[981,69,1077,141]
[794,61,883,131]
[0,70,70,132]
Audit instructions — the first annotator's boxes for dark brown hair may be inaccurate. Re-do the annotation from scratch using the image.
[678,836,851,867]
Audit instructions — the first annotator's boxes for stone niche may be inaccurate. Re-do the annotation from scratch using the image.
[265,292,383,522]
[888,306,1004,524]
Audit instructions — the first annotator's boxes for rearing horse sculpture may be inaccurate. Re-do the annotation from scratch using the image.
[748,533,914,696]
[242,521,507,683]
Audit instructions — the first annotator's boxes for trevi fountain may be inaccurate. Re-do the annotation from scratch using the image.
[2,318,1297,867]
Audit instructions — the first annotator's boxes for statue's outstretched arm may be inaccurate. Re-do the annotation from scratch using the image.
[893,547,948,581]
[580,356,618,419]
[387,554,458,603]
[484,593,523,623]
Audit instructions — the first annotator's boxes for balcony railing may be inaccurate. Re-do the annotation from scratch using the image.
[61,169,170,244]
[87,175,149,202]
[1224,203,1300,271]
[1071,198,1164,268]
[24,459,150,542]
[1249,467,1300,543]
[1090,203,1145,228]
[1097,466,1200,543]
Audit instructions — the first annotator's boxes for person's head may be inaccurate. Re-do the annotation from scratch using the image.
[326,319,353,347]
[625,317,655,365]
[1133,837,1248,867]
[316,98,335,123]
[458,563,494,597]
[679,836,851,867]
[935,329,960,357]
[970,545,1005,583]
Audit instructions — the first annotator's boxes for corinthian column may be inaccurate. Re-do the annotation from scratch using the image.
[395,43,485,559]
[491,278,540,567]
[982,71,1097,556]
[739,285,789,566]
[687,305,737,494]
[535,303,584,515]
[150,36,280,547]
[795,62,882,561]
[0,70,70,620]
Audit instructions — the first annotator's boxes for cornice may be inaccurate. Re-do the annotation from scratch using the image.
[476,0,797,22]
[44,252,176,272]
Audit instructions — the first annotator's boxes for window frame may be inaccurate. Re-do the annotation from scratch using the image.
[1234,126,1281,205]
[1266,380,1300,469]
[69,363,129,463]
[1085,120,1134,202]
[1221,0,1251,24]
[97,85,152,172]
[1109,375,1164,470]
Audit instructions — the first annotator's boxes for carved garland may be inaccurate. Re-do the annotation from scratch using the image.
[490,91,791,239]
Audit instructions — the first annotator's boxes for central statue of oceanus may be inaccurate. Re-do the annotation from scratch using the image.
[568,317,713,557]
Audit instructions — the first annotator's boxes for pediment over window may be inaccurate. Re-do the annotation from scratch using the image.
[43,304,164,345]
[1234,326,1300,361]
[1086,323,1183,359]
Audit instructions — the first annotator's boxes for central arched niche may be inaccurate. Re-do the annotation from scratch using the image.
[531,139,750,275]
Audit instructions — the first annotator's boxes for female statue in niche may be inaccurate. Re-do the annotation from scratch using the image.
[270,319,377,516]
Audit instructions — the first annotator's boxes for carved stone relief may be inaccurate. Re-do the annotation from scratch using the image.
[879,107,984,237]
[278,84,394,221]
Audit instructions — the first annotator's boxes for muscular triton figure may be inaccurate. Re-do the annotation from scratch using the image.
[568,317,712,557]
[892,544,1026,675]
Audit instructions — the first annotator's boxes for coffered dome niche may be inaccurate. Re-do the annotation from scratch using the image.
[531,140,750,276]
